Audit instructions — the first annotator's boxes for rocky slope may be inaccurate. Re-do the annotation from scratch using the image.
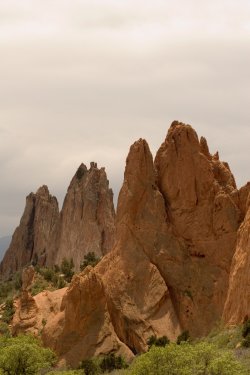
[9,121,250,367]
[47,163,115,269]
[0,186,59,279]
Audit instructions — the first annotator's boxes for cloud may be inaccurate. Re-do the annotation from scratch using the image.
[0,0,249,236]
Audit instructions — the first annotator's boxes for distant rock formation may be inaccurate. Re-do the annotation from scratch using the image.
[0,186,59,279]
[0,163,116,278]
[47,162,116,269]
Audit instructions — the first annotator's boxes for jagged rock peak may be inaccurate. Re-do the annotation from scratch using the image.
[0,185,59,279]
[47,162,116,269]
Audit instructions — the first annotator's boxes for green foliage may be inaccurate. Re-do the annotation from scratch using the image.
[0,322,10,337]
[48,371,85,375]
[79,354,127,374]
[242,335,250,348]
[61,258,74,282]
[0,334,56,375]
[1,298,15,324]
[79,358,100,375]
[129,342,248,375]
[147,335,169,349]
[177,330,190,345]
[13,272,22,290]
[80,252,100,272]
[99,353,128,373]
[31,276,50,296]
[241,319,250,347]
[0,272,22,304]
[242,319,250,338]
[203,324,243,350]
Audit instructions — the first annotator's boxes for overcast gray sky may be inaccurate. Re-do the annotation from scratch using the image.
[0,0,250,236]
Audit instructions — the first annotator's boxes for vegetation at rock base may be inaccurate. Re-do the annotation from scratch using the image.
[242,319,250,348]
[80,252,100,272]
[128,342,248,375]
[147,335,170,349]
[176,330,190,344]
[79,354,128,374]
[1,298,15,324]
[0,334,55,375]
[0,272,22,304]
[60,258,74,282]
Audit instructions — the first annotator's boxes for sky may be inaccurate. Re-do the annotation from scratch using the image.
[0,0,250,237]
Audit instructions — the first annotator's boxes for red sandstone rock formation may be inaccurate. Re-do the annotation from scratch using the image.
[9,122,250,367]
[47,163,115,269]
[153,122,242,335]
[0,186,59,279]
[223,183,250,324]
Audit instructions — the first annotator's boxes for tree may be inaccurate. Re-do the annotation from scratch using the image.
[129,342,248,375]
[61,258,74,282]
[0,334,55,375]
[80,252,100,272]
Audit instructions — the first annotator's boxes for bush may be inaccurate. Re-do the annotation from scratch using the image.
[0,334,56,375]
[80,252,100,272]
[177,330,190,344]
[61,258,74,282]
[242,335,250,348]
[0,322,11,337]
[147,335,169,349]
[79,358,100,375]
[99,353,128,373]
[2,298,15,324]
[129,342,248,375]
[242,319,250,338]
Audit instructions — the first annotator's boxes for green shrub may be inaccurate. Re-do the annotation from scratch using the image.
[13,272,22,291]
[61,258,74,282]
[177,330,190,344]
[242,319,250,338]
[147,335,169,349]
[41,268,55,282]
[129,342,248,375]
[0,334,56,375]
[242,334,250,348]
[79,358,100,375]
[2,298,15,324]
[0,322,11,337]
[80,252,100,272]
[99,353,128,373]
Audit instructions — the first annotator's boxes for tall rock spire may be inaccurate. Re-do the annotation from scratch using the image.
[47,162,115,269]
[0,186,59,279]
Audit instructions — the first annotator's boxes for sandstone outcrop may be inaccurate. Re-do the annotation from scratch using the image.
[12,266,67,336]
[223,184,250,324]
[153,121,242,335]
[0,186,59,279]
[8,121,250,367]
[47,163,115,269]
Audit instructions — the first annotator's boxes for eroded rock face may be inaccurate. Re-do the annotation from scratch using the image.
[0,186,59,279]
[12,263,66,336]
[41,140,181,367]
[8,121,250,366]
[223,186,250,325]
[43,267,133,368]
[47,163,115,269]
[153,122,241,335]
